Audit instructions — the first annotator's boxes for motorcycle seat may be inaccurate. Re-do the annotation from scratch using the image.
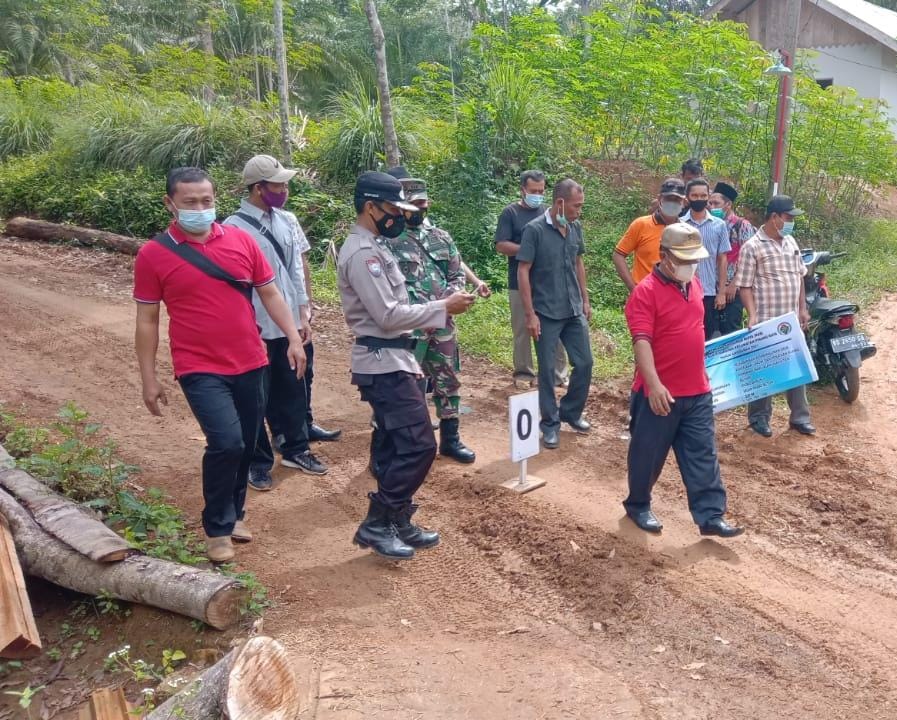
[811,298,858,316]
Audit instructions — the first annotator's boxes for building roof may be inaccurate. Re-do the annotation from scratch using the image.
[705,0,897,54]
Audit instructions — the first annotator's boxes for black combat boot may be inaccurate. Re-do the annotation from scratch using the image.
[353,494,415,560]
[391,504,440,549]
[439,418,476,464]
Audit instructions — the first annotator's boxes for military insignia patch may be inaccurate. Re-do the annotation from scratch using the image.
[366,257,383,277]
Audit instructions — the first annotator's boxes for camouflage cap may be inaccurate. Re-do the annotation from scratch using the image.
[398,178,428,201]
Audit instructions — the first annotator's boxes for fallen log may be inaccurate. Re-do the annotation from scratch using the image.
[147,636,301,720]
[78,688,133,720]
[4,217,143,256]
[0,515,41,658]
[0,466,136,563]
[0,488,246,629]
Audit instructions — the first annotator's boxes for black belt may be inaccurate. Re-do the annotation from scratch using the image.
[355,336,418,351]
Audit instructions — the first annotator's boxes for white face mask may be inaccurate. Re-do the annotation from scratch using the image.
[673,262,697,283]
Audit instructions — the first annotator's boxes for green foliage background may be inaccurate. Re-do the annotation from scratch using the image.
[2,0,897,375]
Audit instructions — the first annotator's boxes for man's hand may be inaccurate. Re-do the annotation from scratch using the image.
[583,301,592,323]
[444,291,476,315]
[299,324,313,345]
[647,381,675,416]
[725,282,738,302]
[475,282,491,298]
[747,313,758,329]
[142,377,168,417]
[714,292,727,310]
[287,340,307,378]
[526,312,541,339]
[799,307,810,331]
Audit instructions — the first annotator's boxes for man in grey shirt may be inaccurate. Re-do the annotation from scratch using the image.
[495,169,568,390]
[225,155,328,489]
[516,179,593,450]
[339,171,475,560]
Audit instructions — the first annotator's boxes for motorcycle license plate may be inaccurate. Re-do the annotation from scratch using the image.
[830,333,869,352]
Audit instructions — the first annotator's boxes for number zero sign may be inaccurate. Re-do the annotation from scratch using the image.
[509,390,540,462]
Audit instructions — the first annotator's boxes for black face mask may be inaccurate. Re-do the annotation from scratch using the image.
[405,209,427,228]
[374,208,405,238]
[689,199,708,213]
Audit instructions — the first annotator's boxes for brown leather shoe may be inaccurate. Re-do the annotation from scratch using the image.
[231,520,253,543]
[205,535,235,563]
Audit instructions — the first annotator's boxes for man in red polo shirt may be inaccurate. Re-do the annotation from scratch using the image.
[622,223,744,538]
[134,167,306,563]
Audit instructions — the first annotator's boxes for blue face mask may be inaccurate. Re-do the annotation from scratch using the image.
[176,207,216,234]
[709,208,725,219]
[523,193,544,209]
[556,199,568,227]
[781,220,795,236]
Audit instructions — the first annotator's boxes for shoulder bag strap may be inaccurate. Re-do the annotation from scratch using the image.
[234,211,289,269]
[152,232,253,304]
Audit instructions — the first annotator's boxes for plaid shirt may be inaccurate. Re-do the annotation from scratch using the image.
[725,214,755,280]
[733,225,806,322]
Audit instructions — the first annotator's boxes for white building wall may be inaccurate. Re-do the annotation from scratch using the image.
[801,42,897,127]
[801,43,883,98]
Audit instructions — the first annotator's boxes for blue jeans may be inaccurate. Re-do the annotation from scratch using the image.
[179,367,268,537]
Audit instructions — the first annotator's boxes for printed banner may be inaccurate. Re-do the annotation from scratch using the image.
[705,312,818,413]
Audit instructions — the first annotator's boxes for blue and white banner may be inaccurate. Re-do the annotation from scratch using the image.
[705,312,818,413]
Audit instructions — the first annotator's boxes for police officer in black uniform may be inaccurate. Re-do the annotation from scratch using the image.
[337,172,476,560]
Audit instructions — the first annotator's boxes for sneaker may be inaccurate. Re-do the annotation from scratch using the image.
[248,467,273,492]
[282,451,328,475]
[232,520,253,543]
[205,535,234,563]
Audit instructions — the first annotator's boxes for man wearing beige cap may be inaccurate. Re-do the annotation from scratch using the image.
[225,154,340,489]
[623,223,744,538]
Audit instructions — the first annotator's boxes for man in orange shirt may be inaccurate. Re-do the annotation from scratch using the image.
[613,178,685,292]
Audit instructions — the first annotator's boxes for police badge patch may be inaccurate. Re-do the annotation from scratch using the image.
[366,257,383,277]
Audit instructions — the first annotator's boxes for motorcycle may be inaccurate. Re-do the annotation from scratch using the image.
[801,249,876,403]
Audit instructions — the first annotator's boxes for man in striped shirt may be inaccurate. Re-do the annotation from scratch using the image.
[681,179,731,340]
[734,195,814,437]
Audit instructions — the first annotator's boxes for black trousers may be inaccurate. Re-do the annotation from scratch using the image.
[624,389,727,526]
[702,295,721,340]
[718,294,744,336]
[304,340,316,426]
[253,337,309,470]
[353,371,437,509]
[179,367,268,537]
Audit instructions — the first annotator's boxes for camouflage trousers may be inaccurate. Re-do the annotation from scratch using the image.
[415,334,462,420]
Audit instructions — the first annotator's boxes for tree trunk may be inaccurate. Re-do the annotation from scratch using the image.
[363,0,401,168]
[0,467,136,563]
[4,217,143,256]
[273,0,292,163]
[147,637,301,720]
[0,515,41,659]
[200,13,216,104]
[0,489,246,629]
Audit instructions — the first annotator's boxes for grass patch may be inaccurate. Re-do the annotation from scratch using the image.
[824,219,897,308]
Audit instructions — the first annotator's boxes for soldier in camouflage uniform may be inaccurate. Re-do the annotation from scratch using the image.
[384,170,476,464]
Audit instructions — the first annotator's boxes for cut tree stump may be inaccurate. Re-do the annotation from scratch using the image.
[0,488,246,629]
[0,466,136,563]
[147,636,301,720]
[78,688,133,720]
[0,514,40,658]
[4,217,144,256]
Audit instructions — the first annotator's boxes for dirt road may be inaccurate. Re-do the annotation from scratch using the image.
[2,237,896,719]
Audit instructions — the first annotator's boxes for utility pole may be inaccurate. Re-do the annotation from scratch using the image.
[767,0,800,195]
[273,0,292,163]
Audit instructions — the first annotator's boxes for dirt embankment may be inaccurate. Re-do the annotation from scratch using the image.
[1,237,896,719]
